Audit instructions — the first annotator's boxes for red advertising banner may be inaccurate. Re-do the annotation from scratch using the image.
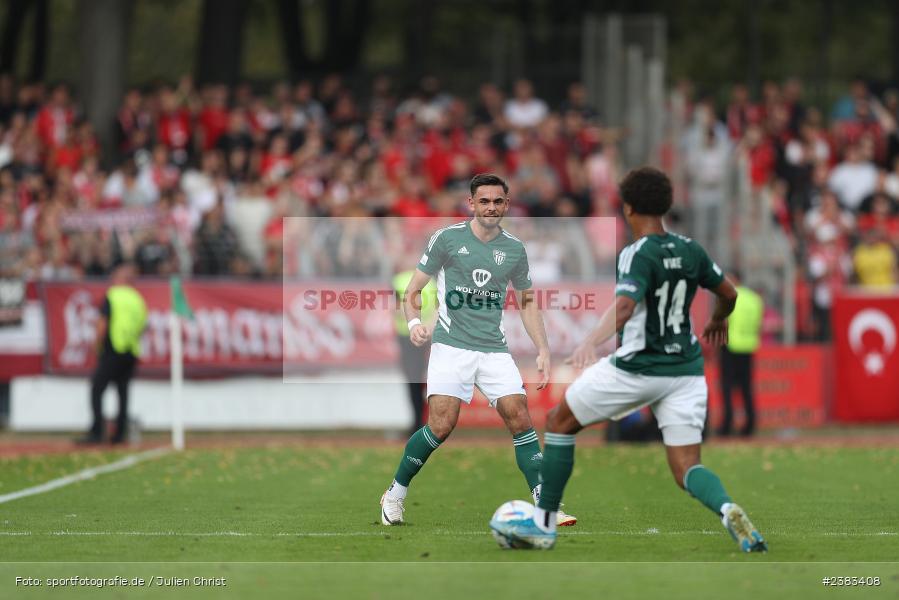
[43,281,288,376]
[706,346,829,429]
[457,346,830,430]
[832,293,899,422]
[41,280,615,378]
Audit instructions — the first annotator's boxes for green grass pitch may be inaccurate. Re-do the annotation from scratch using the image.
[1,438,897,599]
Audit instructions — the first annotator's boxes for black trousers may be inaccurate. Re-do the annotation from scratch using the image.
[397,335,427,431]
[719,348,755,435]
[90,351,137,440]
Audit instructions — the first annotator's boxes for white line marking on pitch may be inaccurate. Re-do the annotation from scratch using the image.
[0,530,894,538]
[0,447,171,506]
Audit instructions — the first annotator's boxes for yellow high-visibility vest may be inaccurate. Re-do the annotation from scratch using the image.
[106,285,148,356]
[392,270,437,336]
[727,285,763,354]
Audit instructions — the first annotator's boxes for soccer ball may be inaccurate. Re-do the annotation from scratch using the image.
[490,500,534,549]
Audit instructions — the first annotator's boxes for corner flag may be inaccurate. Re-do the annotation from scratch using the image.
[170,276,194,319]
[168,276,192,451]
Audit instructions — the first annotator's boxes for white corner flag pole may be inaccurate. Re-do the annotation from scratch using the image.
[169,311,185,451]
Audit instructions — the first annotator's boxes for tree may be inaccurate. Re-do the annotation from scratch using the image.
[403,0,435,81]
[78,0,132,166]
[1,0,49,80]
[277,0,372,80]
[196,0,250,86]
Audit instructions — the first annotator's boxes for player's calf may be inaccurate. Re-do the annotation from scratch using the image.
[380,424,446,525]
[681,463,768,553]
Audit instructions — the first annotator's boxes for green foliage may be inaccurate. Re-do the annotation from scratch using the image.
[28,0,899,94]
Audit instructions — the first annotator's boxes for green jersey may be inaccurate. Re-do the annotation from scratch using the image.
[612,232,724,376]
[417,220,532,353]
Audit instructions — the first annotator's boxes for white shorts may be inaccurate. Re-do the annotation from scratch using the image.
[427,343,526,406]
[565,356,707,446]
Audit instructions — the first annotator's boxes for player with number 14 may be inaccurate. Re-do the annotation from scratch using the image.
[491,166,768,553]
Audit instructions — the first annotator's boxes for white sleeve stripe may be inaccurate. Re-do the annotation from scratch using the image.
[619,238,648,274]
[427,222,466,252]
[618,245,635,274]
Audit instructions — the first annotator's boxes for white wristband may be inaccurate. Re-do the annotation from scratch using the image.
[407,318,422,331]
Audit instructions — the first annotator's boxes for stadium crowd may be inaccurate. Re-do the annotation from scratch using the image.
[684,77,899,340]
[0,73,897,340]
[0,74,615,284]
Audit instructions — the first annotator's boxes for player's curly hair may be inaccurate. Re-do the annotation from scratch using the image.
[470,173,509,196]
[619,167,673,216]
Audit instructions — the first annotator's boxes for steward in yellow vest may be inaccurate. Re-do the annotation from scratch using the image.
[718,273,763,437]
[79,263,147,445]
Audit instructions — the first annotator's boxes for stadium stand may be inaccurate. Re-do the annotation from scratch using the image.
[0,73,897,345]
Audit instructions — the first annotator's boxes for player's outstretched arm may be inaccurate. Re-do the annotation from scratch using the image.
[517,289,551,390]
[701,278,738,346]
[404,268,434,347]
[566,296,636,369]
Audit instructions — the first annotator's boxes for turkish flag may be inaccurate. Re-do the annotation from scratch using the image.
[832,293,899,422]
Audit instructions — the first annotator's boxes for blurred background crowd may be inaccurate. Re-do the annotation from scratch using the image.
[1,72,898,342]
[1,0,899,345]
[0,73,619,283]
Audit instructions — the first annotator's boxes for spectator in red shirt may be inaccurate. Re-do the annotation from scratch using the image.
[197,84,230,152]
[857,191,899,245]
[390,173,431,218]
[35,84,73,149]
[739,124,776,190]
[47,128,82,173]
[156,87,192,164]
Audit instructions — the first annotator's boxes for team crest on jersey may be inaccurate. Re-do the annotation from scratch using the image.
[493,249,506,265]
[472,269,492,288]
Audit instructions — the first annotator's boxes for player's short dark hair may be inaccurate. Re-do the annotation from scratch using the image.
[619,167,673,216]
[470,173,509,196]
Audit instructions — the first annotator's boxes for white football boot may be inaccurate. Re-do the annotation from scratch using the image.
[380,491,405,526]
[532,485,578,527]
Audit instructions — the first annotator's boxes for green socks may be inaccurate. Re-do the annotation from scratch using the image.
[536,432,576,512]
[393,425,443,487]
[513,428,543,491]
[684,464,733,515]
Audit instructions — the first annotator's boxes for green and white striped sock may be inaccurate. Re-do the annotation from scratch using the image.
[513,428,543,492]
[537,432,576,514]
[392,425,442,489]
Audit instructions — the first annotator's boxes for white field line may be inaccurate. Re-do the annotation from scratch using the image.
[0,530,895,538]
[0,447,171,506]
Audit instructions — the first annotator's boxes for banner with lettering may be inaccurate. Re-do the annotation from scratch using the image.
[41,280,615,378]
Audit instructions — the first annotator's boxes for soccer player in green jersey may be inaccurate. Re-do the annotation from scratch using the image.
[491,166,767,552]
[380,174,576,527]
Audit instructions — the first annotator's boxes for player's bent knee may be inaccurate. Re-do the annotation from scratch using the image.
[427,418,456,440]
[545,406,563,433]
[505,411,533,435]
[545,402,582,435]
